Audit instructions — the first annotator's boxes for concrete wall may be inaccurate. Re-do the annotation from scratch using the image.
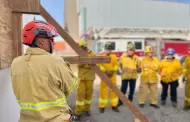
[0,68,20,122]
[80,0,190,29]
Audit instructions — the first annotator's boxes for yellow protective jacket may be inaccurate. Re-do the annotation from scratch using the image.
[184,56,190,77]
[99,53,118,73]
[11,48,78,122]
[78,51,95,81]
[120,53,139,80]
[140,56,159,83]
[158,58,183,83]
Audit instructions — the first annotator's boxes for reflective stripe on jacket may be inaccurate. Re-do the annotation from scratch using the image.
[11,48,78,122]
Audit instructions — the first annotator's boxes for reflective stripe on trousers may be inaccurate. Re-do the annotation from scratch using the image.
[17,96,67,111]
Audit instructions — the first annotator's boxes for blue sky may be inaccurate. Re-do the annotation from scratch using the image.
[160,0,190,3]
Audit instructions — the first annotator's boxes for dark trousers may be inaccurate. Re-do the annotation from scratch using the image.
[161,80,179,103]
[119,79,136,104]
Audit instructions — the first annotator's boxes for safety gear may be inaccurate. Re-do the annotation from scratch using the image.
[99,108,105,113]
[75,51,95,116]
[166,48,175,55]
[139,56,160,83]
[150,104,160,109]
[11,48,78,122]
[183,56,190,108]
[161,100,166,105]
[99,54,119,109]
[105,71,113,77]
[22,20,58,45]
[78,40,88,47]
[138,56,159,105]
[172,102,177,108]
[120,54,139,80]
[105,42,113,50]
[145,45,154,53]
[127,43,135,51]
[158,58,183,83]
[112,107,120,112]
[139,104,145,108]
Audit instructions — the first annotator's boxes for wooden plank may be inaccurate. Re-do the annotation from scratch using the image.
[62,56,110,64]
[134,118,141,122]
[40,5,149,122]
[12,12,23,58]
[0,1,14,68]
[12,0,40,14]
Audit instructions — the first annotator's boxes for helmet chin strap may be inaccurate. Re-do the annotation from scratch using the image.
[49,41,53,54]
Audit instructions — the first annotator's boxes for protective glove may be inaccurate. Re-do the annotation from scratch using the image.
[105,71,113,77]
[183,76,187,84]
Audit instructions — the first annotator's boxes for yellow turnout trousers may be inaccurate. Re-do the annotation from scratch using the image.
[75,80,94,115]
[138,83,158,104]
[99,74,118,108]
[185,80,190,107]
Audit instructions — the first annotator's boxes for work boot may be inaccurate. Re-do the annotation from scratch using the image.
[139,104,145,108]
[112,107,120,112]
[161,100,166,105]
[84,111,91,117]
[117,101,123,107]
[150,104,160,109]
[172,102,177,108]
[99,108,105,113]
[72,114,81,121]
[183,106,190,111]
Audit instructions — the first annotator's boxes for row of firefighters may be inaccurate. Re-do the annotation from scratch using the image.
[73,40,190,121]
[11,20,190,122]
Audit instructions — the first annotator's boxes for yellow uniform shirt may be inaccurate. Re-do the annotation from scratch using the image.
[11,48,78,122]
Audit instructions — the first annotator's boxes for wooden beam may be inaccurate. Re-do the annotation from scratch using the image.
[62,56,110,64]
[40,5,149,122]
[134,118,141,122]
[12,13,23,58]
[12,0,40,14]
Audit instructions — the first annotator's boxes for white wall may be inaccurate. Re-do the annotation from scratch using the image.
[0,68,20,122]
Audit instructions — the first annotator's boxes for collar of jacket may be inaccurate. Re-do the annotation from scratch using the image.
[25,48,51,56]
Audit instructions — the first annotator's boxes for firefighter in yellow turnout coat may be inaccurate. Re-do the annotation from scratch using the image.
[118,43,139,106]
[99,42,120,113]
[183,55,190,110]
[158,48,183,108]
[74,40,95,120]
[138,45,160,108]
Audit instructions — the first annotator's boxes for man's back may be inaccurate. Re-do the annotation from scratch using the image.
[11,48,78,122]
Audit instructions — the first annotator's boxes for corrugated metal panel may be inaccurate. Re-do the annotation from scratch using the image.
[81,0,190,29]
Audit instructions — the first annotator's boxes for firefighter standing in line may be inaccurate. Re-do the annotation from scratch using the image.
[183,54,190,110]
[98,42,120,113]
[11,20,78,122]
[73,40,95,121]
[117,43,139,106]
[158,48,183,108]
[138,45,160,108]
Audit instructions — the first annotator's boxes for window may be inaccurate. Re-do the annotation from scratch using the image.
[106,41,115,50]
[97,42,103,52]
[135,42,142,50]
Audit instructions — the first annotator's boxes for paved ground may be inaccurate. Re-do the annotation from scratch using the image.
[68,66,190,122]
